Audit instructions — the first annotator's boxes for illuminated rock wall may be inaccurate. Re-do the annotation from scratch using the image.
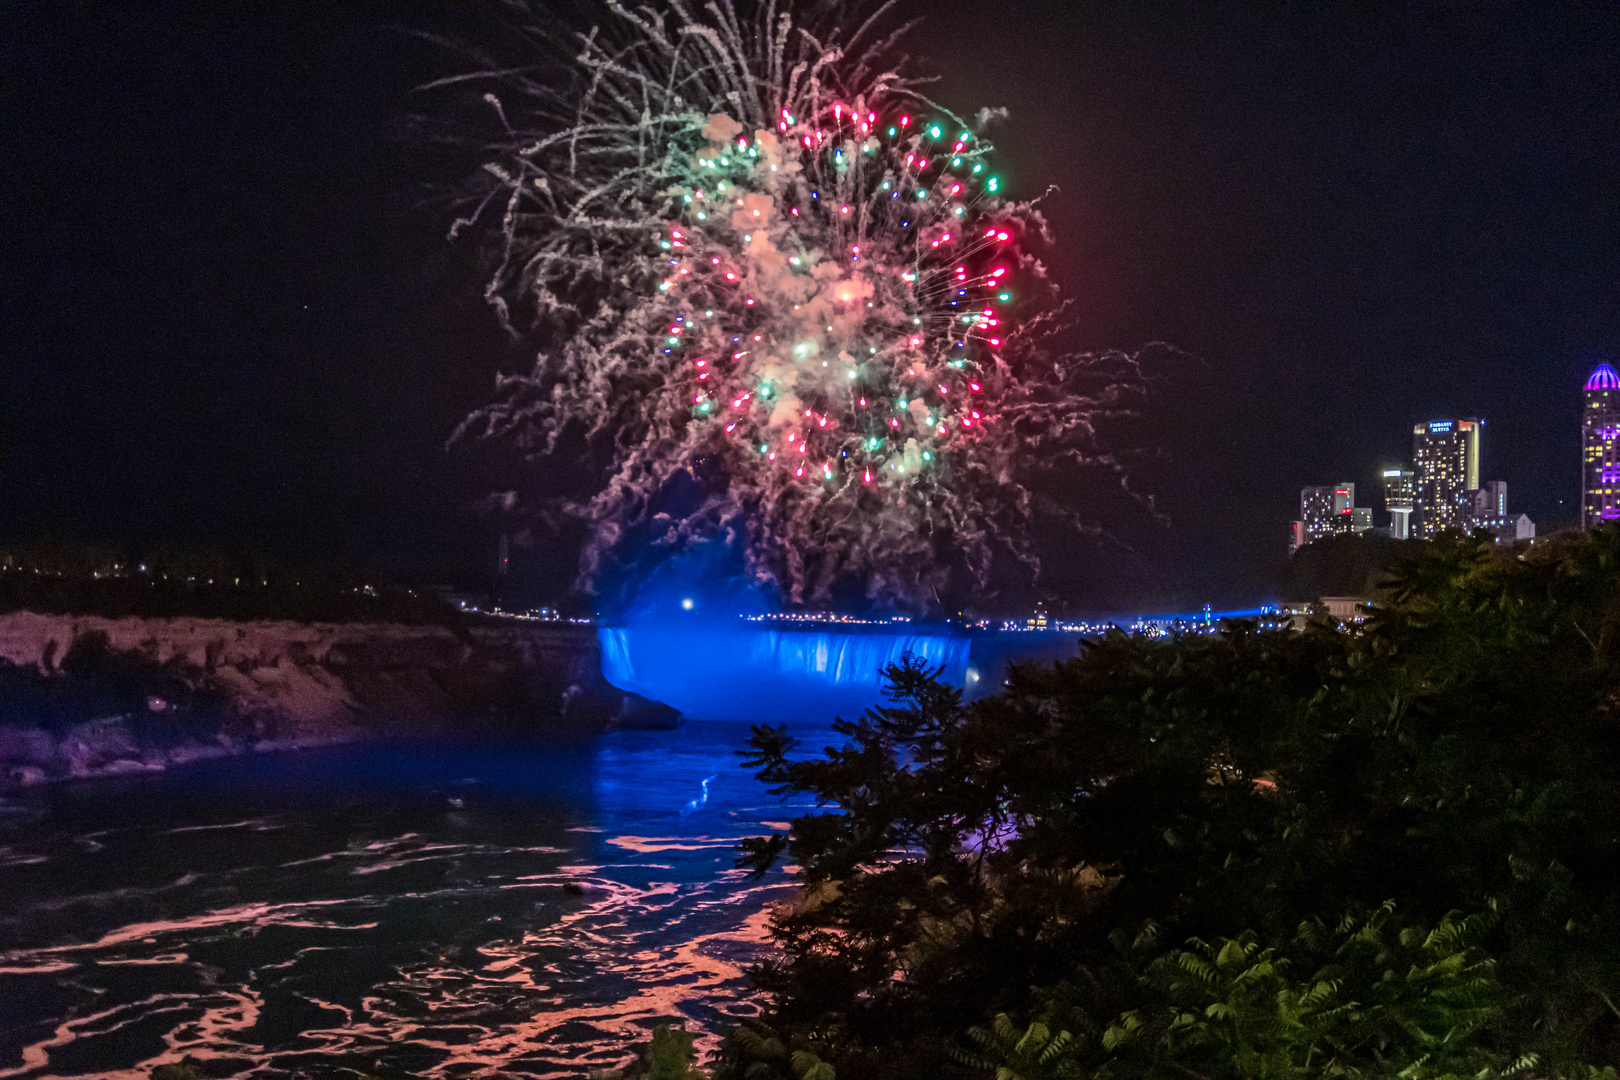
[0,614,656,788]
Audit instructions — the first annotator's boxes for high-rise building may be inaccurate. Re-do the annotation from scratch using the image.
[1300,483,1352,542]
[1382,468,1416,540]
[1582,364,1620,528]
[1294,483,1371,552]
[1301,483,1353,537]
[1413,418,1482,537]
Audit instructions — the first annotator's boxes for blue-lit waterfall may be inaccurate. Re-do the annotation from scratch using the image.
[599,623,981,720]
[600,607,1276,721]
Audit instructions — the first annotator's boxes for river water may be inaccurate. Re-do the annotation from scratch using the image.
[0,716,830,1079]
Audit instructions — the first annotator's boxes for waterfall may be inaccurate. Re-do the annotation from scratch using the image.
[599,624,975,721]
[601,612,1272,722]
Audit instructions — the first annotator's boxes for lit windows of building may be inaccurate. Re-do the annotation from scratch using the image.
[1381,467,1415,540]
[1300,483,1352,541]
[1582,364,1620,528]
[1294,483,1371,552]
[1412,418,1482,537]
[1026,603,1050,631]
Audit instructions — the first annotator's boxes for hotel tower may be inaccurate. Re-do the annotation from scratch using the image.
[1413,418,1482,538]
[1583,364,1620,528]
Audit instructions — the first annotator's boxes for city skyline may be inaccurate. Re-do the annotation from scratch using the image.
[1287,365,1620,552]
[1292,403,1542,551]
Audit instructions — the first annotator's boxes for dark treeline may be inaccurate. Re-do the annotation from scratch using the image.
[1279,531,1417,602]
[0,538,462,624]
[601,530,1620,1080]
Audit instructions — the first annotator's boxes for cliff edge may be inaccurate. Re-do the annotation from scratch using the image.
[0,612,677,789]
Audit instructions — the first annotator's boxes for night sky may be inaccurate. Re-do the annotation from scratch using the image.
[4,2,1618,612]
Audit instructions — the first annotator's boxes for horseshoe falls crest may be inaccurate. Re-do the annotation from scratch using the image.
[598,623,983,720]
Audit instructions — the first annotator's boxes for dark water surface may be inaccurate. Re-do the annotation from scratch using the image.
[0,718,826,1079]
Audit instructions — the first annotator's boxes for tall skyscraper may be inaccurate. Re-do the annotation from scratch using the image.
[1413,418,1482,537]
[1582,364,1620,528]
[1382,468,1415,540]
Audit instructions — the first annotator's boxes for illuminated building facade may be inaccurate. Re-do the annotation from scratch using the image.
[1413,418,1481,537]
[1301,483,1353,536]
[1292,483,1371,553]
[1382,468,1415,540]
[1582,364,1620,528]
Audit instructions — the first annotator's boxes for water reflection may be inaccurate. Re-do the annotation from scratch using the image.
[0,718,821,1078]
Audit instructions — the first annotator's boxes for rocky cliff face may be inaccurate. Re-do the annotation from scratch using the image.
[0,613,675,789]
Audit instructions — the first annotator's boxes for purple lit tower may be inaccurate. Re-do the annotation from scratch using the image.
[1583,364,1620,528]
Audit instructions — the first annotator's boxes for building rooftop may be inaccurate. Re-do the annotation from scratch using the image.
[1586,364,1620,391]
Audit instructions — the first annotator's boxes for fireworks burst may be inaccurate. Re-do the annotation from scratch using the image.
[439,0,1146,610]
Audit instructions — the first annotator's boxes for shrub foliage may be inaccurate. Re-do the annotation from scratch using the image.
[715,531,1620,1078]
